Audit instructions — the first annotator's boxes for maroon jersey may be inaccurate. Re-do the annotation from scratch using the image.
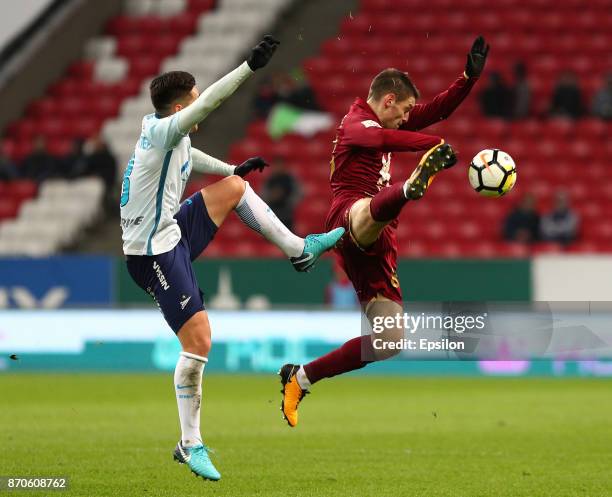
[325,74,479,304]
[327,75,478,224]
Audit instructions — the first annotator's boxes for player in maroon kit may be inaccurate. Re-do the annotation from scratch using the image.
[279,36,489,427]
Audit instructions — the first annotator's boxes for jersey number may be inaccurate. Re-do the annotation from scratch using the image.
[120,155,135,207]
[377,153,392,189]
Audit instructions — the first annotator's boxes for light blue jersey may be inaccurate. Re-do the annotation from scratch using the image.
[120,113,192,255]
[119,61,253,256]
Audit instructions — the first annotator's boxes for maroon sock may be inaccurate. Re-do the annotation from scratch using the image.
[304,335,375,385]
[369,183,408,222]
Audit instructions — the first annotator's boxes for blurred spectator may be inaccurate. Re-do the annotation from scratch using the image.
[254,69,321,119]
[261,159,302,231]
[503,193,540,244]
[549,71,583,119]
[541,191,579,245]
[510,62,531,119]
[254,75,281,119]
[591,72,612,120]
[479,71,511,119]
[84,134,117,195]
[326,260,359,309]
[0,143,18,181]
[20,136,57,182]
[61,138,87,178]
[283,68,320,111]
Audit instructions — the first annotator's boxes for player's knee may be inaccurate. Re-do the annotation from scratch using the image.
[372,327,403,361]
[225,175,246,204]
[373,344,401,361]
[187,333,211,357]
[367,298,404,360]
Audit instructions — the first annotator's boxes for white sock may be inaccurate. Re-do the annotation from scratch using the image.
[235,182,305,257]
[174,351,207,448]
[296,365,311,390]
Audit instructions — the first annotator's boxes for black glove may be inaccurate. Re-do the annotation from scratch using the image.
[234,157,269,177]
[465,36,490,78]
[247,35,280,71]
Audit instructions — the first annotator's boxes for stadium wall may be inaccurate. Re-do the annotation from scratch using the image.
[1,309,611,377]
[116,258,531,305]
[3,255,611,308]
[1,255,611,376]
[533,255,612,301]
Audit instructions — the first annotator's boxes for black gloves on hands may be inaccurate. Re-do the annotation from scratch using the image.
[247,35,280,71]
[234,157,269,177]
[465,36,490,78]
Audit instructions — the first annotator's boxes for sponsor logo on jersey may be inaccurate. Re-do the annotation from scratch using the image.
[153,261,170,291]
[180,160,191,181]
[361,119,382,128]
[120,216,144,228]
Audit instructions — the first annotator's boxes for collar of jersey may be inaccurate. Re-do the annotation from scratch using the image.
[353,97,381,125]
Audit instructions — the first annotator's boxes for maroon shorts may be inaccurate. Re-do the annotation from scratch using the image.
[326,197,402,306]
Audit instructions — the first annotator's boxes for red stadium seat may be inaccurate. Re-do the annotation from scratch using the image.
[6,180,37,203]
[0,198,20,220]
[128,56,162,78]
[7,119,38,141]
[187,0,215,14]
[26,98,60,118]
[46,138,72,156]
[168,13,198,35]
[116,35,149,58]
[67,61,94,79]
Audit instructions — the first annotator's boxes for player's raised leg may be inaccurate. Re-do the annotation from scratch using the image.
[201,176,344,272]
[350,143,457,247]
[172,311,221,481]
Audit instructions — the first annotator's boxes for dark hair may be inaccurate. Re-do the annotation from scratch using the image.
[368,68,420,101]
[150,71,196,114]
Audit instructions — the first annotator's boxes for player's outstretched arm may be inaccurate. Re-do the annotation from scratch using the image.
[191,147,236,176]
[176,35,280,134]
[402,36,489,131]
[343,120,442,152]
[191,148,269,178]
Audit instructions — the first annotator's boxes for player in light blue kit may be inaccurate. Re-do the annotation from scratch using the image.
[119,35,344,481]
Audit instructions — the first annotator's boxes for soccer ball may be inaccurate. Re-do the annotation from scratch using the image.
[468,149,516,197]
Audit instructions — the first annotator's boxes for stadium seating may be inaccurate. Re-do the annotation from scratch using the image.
[1,0,610,257]
[0,178,105,256]
[3,0,216,163]
[0,0,290,255]
[218,0,612,257]
[104,0,292,169]
[0,0,218,254]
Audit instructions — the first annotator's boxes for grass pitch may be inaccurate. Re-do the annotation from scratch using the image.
[1,374,611,497]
